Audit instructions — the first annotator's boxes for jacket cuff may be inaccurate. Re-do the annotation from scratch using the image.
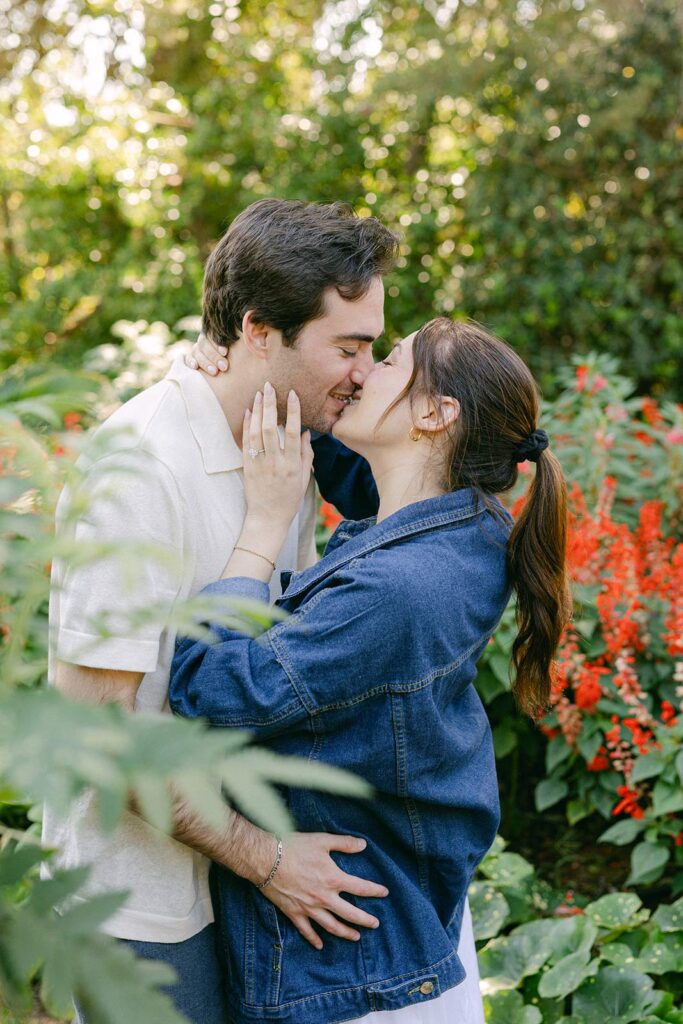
[201,577,271,605]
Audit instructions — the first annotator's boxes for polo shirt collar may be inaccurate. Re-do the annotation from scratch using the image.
[166,355,243,473]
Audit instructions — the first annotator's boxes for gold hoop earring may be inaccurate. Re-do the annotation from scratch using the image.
[408,427,423,442]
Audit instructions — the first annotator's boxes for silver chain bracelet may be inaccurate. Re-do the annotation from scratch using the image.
[255,837,283,890]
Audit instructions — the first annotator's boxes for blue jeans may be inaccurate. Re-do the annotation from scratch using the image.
[74,924,228,1024]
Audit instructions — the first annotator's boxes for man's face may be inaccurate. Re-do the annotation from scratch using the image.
[266,276,385,434]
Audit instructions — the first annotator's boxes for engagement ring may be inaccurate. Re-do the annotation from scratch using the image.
[248,447,266,459]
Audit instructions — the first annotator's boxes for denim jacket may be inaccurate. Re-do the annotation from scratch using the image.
[169,486,512,1024]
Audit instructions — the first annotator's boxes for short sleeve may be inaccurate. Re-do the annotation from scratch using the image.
[53,448,186,672]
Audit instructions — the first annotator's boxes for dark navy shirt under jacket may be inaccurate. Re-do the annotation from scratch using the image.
[169,487,512,1024]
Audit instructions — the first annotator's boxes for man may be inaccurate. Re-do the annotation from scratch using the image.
[46,199,399,1022]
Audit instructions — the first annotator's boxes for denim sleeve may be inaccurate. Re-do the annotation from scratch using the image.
[170,569,400,731]
[311,434,379,520]
[169,578,308,734]
[266,566,400,710]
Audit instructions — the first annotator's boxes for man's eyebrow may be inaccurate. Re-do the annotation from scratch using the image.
[331,333,379,343]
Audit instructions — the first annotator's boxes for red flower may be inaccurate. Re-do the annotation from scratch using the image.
[661,701,678,726]
[575,677,603,710]
[591,374,608,393]
[319,501,343,532]
[641,397,663,427]
[64,411,82,431]
[664,545,683,656]
[555,905,584,916]
[510,493,527,518]
[575,365,588,392]
[612,784,644,819]
[675,833,683,847]
[587,752,610,772]
[666,428,683,445]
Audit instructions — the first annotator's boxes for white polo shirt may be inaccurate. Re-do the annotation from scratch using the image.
[43,355,317,943]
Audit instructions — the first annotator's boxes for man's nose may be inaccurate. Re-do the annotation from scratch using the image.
[350,348,376,386]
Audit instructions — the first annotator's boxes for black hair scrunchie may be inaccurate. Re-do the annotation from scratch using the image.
[515,428,549,463]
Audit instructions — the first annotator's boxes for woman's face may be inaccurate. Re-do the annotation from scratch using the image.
[332,332,417,452]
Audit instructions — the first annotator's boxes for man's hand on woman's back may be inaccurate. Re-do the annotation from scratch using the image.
[230,823,389,950]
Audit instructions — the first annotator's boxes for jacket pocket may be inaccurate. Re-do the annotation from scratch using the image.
[244,888,284,1008]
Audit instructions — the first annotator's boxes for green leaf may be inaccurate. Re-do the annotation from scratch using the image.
[476,672,507,705]
[567,797,593,825]
[547,735,574,772]
[652,896,683,933]
[535,777,569,812]
[547,915,599,963]
[484,989,542,1024]
[571,966,660,1024]
[636,931,683,974]
[26,868,90,915]
[631,750,667,784]
[600,942,638,967]
[539,949,598,999]
[652,780,683,817]
[478,920,556,989]
[598,817,646,846]
[479,851,534,886]
[490,652,511,686]
[584,893,644,930]
[493,721,517,759]
[468,882,510,941]
[675,749,683,785]
[577,730,603,765]
[0,844,46,888]
[129,772,174,834]
[627,843,670,886]
[59,891,130,935]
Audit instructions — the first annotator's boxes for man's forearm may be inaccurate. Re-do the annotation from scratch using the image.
[168,791,275,885]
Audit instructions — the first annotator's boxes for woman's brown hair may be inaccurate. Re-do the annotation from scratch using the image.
[390,317,571,717]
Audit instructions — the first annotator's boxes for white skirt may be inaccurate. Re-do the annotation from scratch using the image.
[350,898,484,1024]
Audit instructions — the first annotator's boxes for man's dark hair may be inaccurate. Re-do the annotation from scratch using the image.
[202,199,400,349]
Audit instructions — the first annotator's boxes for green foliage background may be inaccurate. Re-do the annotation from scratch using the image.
[1,1,682,1020]
[1,0,681,393]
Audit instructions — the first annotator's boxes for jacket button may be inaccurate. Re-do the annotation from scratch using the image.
[420,981,434,995]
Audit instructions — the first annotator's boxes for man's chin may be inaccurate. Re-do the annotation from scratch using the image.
[305,411,341,436]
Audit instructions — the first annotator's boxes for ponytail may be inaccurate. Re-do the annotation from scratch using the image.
[507,448,571,717]
[401,317,572,717]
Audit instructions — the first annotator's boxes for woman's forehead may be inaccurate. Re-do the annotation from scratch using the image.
[392,331,416,355]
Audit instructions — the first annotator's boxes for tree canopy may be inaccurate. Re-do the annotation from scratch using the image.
[1,0,681,394]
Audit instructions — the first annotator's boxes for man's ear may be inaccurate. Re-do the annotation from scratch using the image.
[415,395,460,435]
[241,310,281,359]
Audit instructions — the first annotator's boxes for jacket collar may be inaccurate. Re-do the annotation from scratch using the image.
[280,488,507,602]
[166,356,243,474]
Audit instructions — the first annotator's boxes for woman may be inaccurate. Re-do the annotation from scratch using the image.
[170,318,571,1023]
